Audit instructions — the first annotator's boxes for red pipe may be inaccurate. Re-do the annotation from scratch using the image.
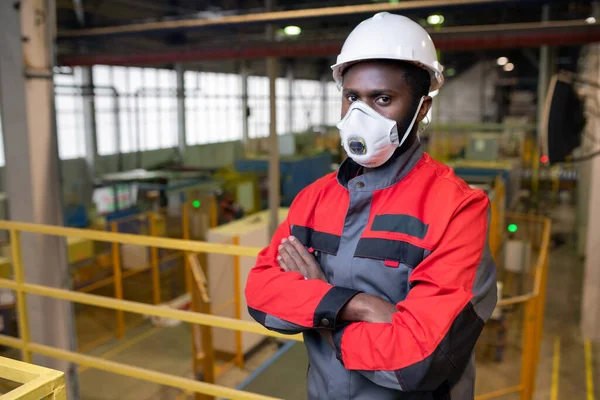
[60,28,600,66]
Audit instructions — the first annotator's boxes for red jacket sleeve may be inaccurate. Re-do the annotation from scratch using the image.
[333,191,497,391]
[245,210,361,333]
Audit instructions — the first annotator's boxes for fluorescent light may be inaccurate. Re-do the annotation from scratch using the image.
[427,14,444,25]
[497,57,509,66]
[503,62,515,72]
[586,16,597,24]
[283,26,301,36]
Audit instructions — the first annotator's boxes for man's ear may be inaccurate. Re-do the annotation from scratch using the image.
[417,96,433,122]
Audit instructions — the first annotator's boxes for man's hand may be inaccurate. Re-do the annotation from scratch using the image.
[277,236,327,282]
[339,293,397,324]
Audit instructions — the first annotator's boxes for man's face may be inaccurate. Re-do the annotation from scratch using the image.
[341,60,432,127]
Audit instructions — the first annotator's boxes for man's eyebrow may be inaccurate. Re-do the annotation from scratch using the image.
[342,88,397,96]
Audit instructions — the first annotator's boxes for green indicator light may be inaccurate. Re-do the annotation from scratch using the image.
[193,200,201,208]
[508,224,518,233]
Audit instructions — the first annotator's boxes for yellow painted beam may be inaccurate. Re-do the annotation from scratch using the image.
[0,278,302,342]
[474,385,522,400]
[585,339,595,400]
[551,337,560,400]
[0,356,65,400]
[0,336,280,400]
[0,220,261,258]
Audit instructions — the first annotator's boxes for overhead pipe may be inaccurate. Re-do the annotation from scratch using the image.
[59,20,600,67]
[57,0,518,38]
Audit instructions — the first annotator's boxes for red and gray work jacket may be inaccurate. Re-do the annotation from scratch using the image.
[245,141,498,399]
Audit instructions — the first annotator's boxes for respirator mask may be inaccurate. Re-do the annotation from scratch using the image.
[336,97,425,168]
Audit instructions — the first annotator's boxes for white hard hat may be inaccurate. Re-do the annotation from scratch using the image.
[331,12,444,92]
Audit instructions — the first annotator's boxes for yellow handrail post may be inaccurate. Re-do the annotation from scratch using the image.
[189,254,215,400]
[233,236,244,369]
[149,213,161,305]
[10,229,31,363]
[110,222,126,339]
[520,298,537,400]
[182,203,193,295]
[531,228,550,396]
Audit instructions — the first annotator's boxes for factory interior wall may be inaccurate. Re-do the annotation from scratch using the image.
[436,61,500,123]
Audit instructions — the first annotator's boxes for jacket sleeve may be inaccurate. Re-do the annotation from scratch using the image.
[332,191,498,391]
[245,213,361,335]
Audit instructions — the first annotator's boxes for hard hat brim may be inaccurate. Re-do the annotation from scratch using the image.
[331,57,444,93]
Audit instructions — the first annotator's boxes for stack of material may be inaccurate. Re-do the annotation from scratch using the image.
[206,208,289,356]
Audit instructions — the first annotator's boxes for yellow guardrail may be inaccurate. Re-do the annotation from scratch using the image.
[0,356,65,400]
[0,214,550,400]
[0,220,299,400]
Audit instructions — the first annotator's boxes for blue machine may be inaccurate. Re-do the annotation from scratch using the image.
[235,152,333,207]
[64,203,90,228]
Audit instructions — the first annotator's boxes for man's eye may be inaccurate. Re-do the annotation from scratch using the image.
[346,95,358,102]
[376,96,391,105]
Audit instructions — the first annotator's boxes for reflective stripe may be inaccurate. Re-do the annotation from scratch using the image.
[371,213,429,239]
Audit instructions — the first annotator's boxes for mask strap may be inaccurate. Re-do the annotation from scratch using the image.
[418,114,431,138]
[398,96,425,147]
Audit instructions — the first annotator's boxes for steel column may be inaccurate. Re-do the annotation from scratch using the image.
[0,0,79,398]
[266,0,280,237]
[176,63,187,161]
[82,67,98,182]
[241,61,250,148]
[286,62,294,134]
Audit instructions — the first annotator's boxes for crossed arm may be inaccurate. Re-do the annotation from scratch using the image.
[276,236,397,327]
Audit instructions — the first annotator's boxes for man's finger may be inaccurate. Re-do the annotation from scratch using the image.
[282,240,304,263]
[288,236,320,267]
[277,255,290,272]
[278,245,303,275]
[280,241,308,276]
[286,237,325,280]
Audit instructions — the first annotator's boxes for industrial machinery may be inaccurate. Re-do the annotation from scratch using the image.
[235,152,333,207]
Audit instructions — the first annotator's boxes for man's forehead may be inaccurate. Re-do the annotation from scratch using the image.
[342,61,408,88]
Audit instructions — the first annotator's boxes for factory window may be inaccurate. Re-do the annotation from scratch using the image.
[0,68,88,164]
[54,68,86,160]
[93,65,179,155]
[246,76,290,139]
[185,71,244,145]
[326,82,343,126]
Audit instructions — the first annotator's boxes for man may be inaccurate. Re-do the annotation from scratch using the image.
[245,12,497,399]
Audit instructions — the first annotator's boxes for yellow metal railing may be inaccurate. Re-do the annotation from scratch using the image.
[0,356,65,400]
[0,214,550,400]
[475,213,551,400]
[0,220,299,400]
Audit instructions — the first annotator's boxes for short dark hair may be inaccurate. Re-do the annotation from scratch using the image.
[342,60,431,99]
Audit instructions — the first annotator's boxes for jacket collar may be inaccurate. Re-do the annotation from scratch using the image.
[337,139,423,191]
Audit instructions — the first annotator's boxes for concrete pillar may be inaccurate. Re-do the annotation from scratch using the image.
[0,1,79,397]
[175,63,187,161]
[581,22,600,340]
[82,67,97,181]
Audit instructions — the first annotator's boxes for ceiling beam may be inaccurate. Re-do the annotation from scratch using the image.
[59,20,600,67]
[57,0,519,38]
